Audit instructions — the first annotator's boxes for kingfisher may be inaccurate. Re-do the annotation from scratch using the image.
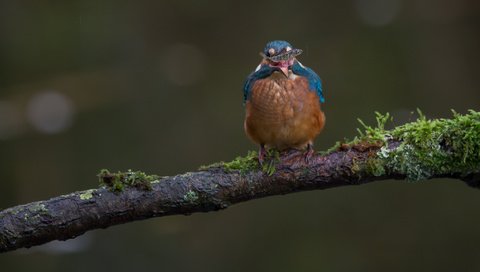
[243,40,325,163]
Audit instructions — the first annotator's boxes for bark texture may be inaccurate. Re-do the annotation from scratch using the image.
[2,109,480,253]
[1,142,477,253]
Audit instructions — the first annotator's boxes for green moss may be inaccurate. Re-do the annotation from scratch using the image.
[382,110,480,181]
[345,110,480,181]
[28,203,48,214]
[224,150,261,174]
[350,157,362,173]
[357,112,392,141]
[261,149,280,176]
[183,190,199,203]
[365,157,386,177]
[79,189,95,200]
[199,151,261,175]
[98,169,159,192]
[7,206,23,216]
[23,203,48,221]
[201,110,479,182]
[200,150,280,176]
[321,112,391,156]
[198,162,225,170]
[321,141,343,155]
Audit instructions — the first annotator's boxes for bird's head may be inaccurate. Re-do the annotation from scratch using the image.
[260,40,302,77]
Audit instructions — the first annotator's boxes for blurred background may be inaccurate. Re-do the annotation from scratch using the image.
[0,0,479,271]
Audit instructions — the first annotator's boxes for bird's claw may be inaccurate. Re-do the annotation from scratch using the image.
[304,144,315,164]
[258,145,266,166]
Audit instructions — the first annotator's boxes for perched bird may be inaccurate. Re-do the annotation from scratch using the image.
[243,40,325,163]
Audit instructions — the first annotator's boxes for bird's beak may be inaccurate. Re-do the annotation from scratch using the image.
[267,48,302,77]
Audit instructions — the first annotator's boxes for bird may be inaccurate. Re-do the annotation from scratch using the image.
[243,40,325,163]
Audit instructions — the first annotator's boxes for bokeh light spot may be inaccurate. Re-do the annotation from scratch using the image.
[26,91,75,134]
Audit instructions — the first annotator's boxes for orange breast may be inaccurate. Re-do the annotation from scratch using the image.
[244,72,325,150]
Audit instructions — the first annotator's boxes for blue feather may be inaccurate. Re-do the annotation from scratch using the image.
[243,64,279,103]
[291,60,325,103]
[263,40,292,57]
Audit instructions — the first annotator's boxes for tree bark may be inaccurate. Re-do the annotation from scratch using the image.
[1,111,479,253]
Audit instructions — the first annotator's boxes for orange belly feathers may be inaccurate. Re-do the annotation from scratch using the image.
[244,72,325,151]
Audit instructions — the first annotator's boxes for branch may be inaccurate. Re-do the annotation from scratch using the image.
[1,110,479,253]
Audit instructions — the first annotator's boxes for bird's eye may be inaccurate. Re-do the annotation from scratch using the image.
[268,48,276,56]
[285,46,292,52]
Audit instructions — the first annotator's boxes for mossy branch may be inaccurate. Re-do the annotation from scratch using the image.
[1,110,479,253]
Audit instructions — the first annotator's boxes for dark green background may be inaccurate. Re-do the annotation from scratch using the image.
[1,0,479,271]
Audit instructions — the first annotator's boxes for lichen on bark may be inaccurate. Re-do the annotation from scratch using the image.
[2,110,479,253]
[341,110,480,181]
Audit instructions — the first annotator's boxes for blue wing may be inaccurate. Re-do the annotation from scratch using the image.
[243,64,279,103]
[291,60,324,103]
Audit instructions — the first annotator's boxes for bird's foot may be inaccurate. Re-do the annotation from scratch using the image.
[258,145,266,166]
[304,144,315,164]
